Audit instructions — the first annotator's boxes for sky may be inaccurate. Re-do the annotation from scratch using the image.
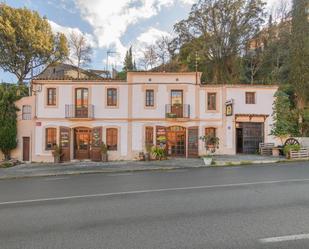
[0,0,282,83]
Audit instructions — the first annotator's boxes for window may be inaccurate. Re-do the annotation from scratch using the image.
[205,127,216,137]
[246,92,256,104]
[107,88,117,107]
[22,105,31,120]
[106,128,118,151]
[75,88,88,107]
[145,127,154,147]
[145,90,154,107]
[171,90,183,105]
[207,92,217,110]
[45,128,57,150]
[47,88,56,106]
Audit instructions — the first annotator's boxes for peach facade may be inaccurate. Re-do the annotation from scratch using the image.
[8,72,278,162]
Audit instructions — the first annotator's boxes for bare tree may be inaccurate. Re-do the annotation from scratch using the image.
[155,36,172,70]
[68,31,93,79]
[139,45,158,70]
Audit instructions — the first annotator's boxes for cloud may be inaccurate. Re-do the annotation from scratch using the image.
[48,20,96,48]
[74,0,195,67]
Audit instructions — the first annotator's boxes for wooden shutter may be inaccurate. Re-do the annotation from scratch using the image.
[188,127,199,157]
[59,127,71,162]
[91,127,102,161]
[145,127,154,146]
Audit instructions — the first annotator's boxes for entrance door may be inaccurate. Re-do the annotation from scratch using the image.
[171,90,183,118]
[188,127,199,157]
[74,127,91,160]
[22,137,30,161]
[166,126,186,157]
[60,127,71,162]
[90,127,102,161]
[236,128,243,153]
[236,123,264,154]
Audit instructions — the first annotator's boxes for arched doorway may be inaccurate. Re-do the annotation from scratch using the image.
[74,127,92,160]
[166,126,186,157]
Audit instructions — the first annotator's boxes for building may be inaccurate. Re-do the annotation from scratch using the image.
[4,72,278,162]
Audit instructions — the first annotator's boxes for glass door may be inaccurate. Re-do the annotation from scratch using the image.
[171,90,183,118]
[75,88,89,118]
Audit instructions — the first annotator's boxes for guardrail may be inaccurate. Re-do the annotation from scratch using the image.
[65,105,94,119]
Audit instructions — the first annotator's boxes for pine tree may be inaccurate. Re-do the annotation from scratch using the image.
[123,46,134,72]
[290,0,309,134]
[0,84,20,160]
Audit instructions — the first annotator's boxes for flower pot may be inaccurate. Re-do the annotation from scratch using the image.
[272,147,280,157]
[145,152,151,161]
[203,157,213,166]
[102,153,108,162]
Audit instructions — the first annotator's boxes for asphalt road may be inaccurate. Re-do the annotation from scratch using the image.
[2,162,309,248]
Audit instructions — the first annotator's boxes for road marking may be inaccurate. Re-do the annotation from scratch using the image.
[259,234,309,243]
[107,173,134,176]
[43,177,69,181]
[1,178,309,206]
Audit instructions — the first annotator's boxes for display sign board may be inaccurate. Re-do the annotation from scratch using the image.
[225,99,233,116]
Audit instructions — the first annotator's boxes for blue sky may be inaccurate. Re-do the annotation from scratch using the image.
[0,0,279,83]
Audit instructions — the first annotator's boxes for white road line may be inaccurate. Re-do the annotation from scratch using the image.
[43,177,69,181]
[1,178,309,206]
[107,173,134,177]
[259,234,309,243]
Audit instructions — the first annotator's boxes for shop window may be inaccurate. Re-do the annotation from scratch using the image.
[46,128,57,150]
[106,128,118,150]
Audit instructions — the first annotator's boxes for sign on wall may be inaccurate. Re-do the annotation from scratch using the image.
[225,99,233,116]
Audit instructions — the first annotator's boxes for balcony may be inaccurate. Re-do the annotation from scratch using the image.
[165,104,190,119]
[65,105,94,119]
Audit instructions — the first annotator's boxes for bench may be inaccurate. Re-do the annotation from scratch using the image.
[259,143,275,156]
[290,148,309,159]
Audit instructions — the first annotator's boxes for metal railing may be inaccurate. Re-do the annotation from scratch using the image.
[65,105,94,119]
[165,104,190,119]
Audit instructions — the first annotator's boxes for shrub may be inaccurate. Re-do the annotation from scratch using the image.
[151,146,166,160]
[283,144,301,155]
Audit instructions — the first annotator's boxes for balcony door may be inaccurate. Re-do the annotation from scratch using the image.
[171,90,183,118]
[75,88,88,118]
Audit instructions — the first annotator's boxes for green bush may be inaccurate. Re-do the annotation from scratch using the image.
[283,144,301,155]
[151,146,166,160]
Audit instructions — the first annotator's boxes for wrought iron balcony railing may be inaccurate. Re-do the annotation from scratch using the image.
[65,105,94,119]
[165,104,190,119]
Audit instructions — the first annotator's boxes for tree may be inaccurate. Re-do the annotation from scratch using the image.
[155,36,172,70]
[123,46,134,72]
[139,45,158,70]
[68,31,93,79]
[289,0,309,134]
[0,4,69,84]
[270,91,299,144]
[174,0,265,83]
[0,84,23,160]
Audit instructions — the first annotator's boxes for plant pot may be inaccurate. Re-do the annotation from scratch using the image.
[272,147,280,157]
[54,156,61,163]
[102,153,108,162]
[145,152,151,161]
[203,157,213,166]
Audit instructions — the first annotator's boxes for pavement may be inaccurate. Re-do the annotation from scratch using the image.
[2,161,309,248]
[0,155,289,179]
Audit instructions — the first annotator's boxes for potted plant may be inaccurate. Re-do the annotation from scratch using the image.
[145,143,153,161]
[283,144,301,159]
[52,144,63,163]
[101,142,108,162]
[151,146,166,160]
[200,134,219,166]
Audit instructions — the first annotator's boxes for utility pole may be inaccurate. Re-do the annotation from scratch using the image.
[195,51,200,85]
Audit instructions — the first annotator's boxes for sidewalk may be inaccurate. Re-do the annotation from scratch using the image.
[0,155,296,180]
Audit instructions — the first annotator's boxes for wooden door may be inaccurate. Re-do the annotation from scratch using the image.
[91,127,102,161]
[60,127,71,162]
[188,127,199,157]
[74,128,91,160]
[171,90,183,118]
[22,137,30,161]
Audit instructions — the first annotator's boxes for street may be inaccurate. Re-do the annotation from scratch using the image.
[2,162,309,248]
